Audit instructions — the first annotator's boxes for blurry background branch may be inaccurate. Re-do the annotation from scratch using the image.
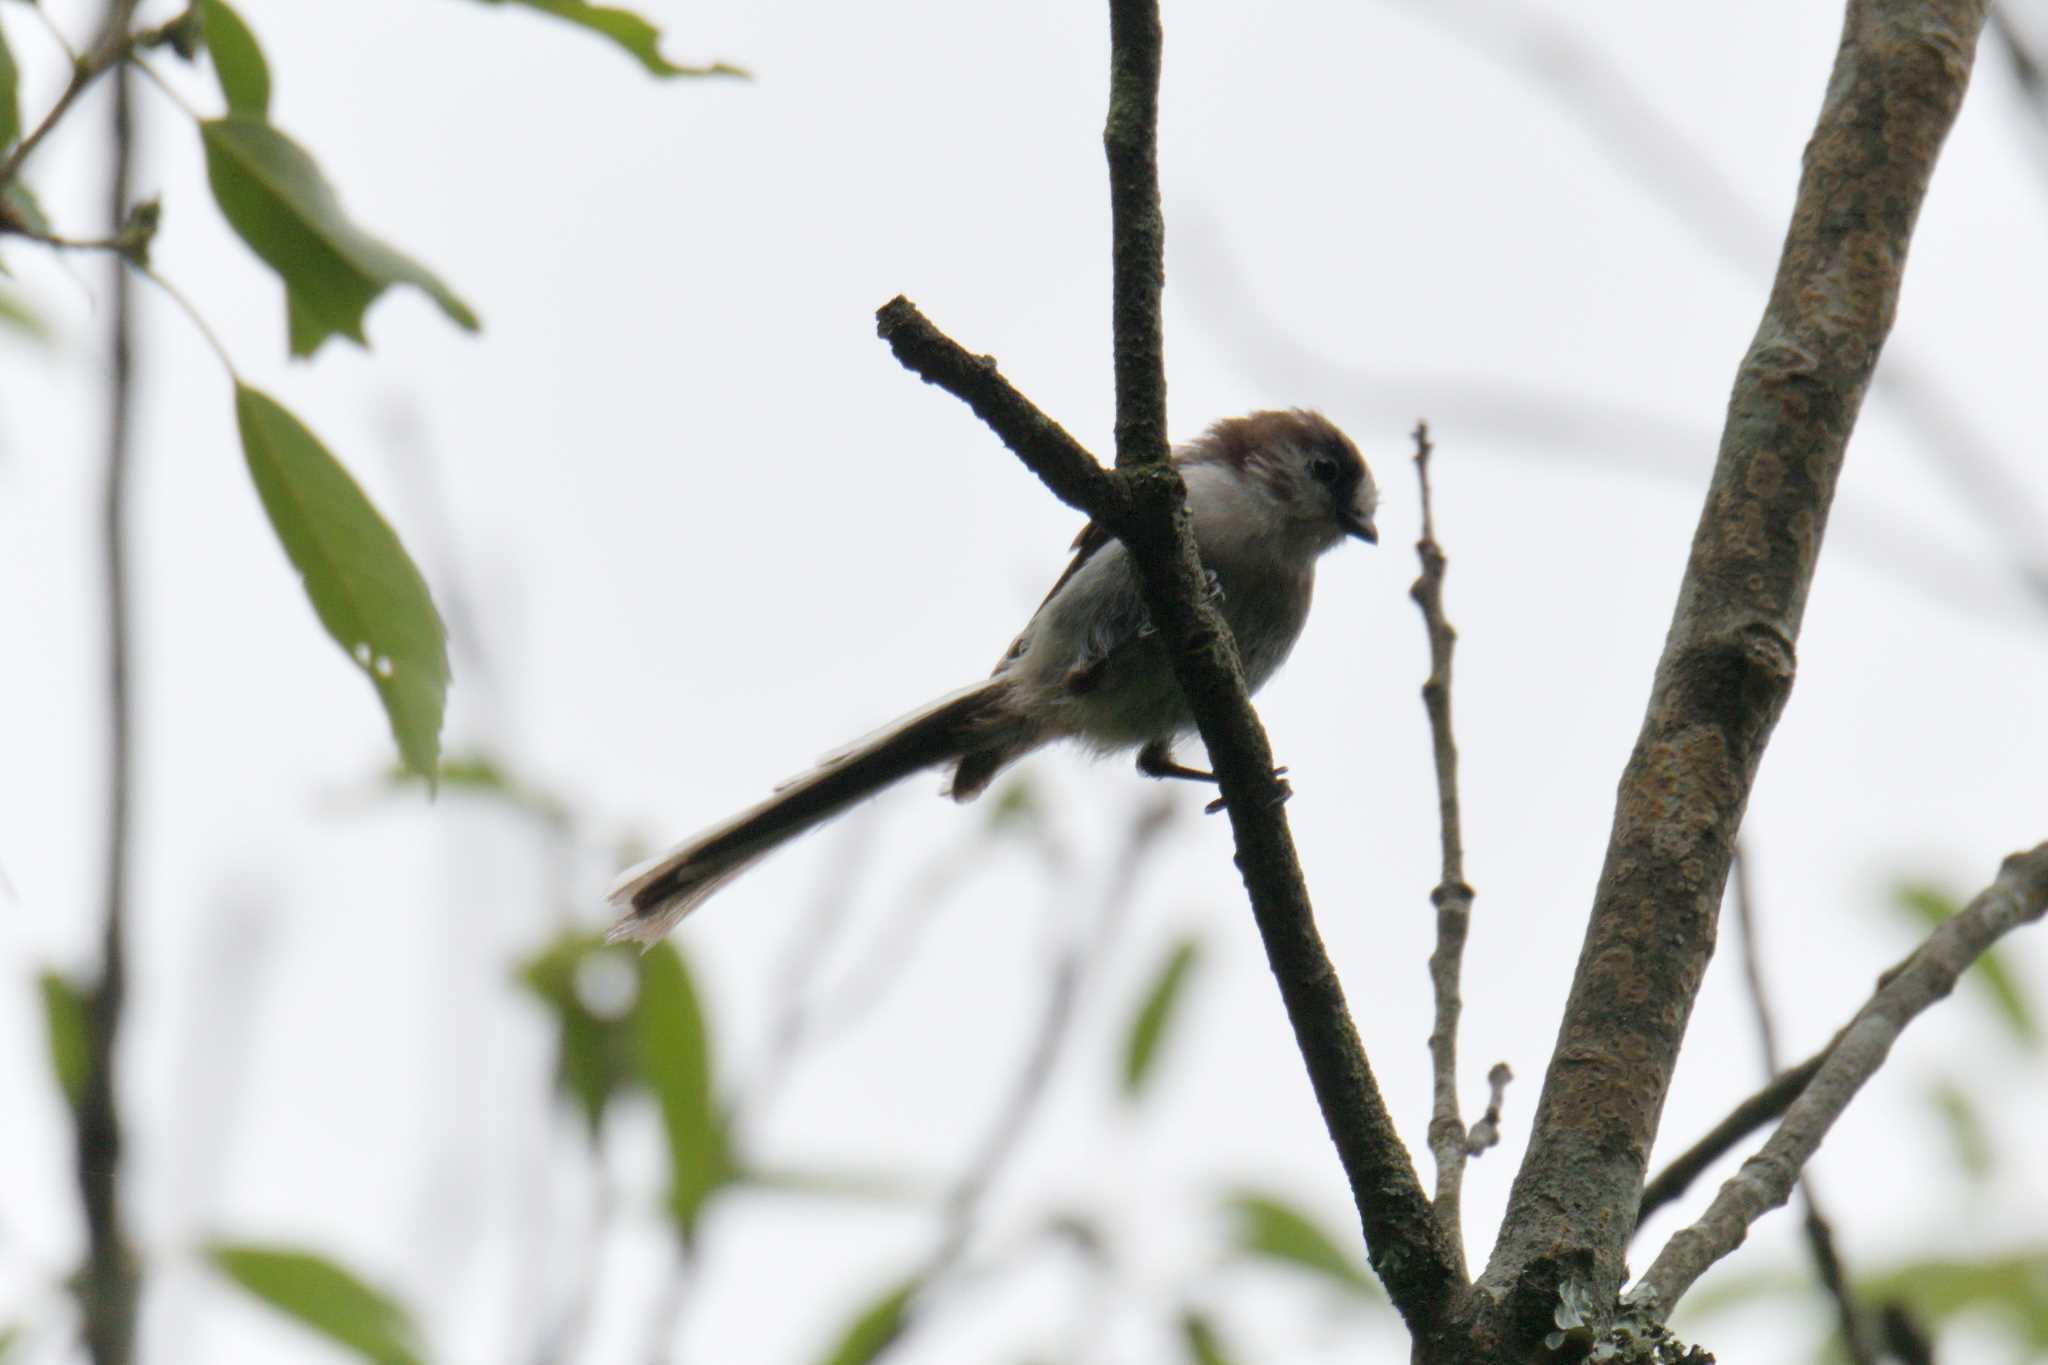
[1729,848,1881,1365]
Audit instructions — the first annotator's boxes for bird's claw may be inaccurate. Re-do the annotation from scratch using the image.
[1204,768,1293,815]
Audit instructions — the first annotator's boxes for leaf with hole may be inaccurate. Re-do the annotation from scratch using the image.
[201,115,477,356]
[234,385,449,777]
[38,971,89,1109]
[206,1244,425,1365]
[199,0,270,116]
[1221,1190,1379,1300]
[469,0,746,78]
[516,929,640,1138]
[1121,936,1200,1099]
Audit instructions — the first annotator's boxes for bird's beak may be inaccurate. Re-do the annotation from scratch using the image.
[1341,510,1378,544]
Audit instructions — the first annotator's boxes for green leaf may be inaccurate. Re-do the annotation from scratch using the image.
[1927,1079,1995,1182]
[205,1244,425,1365]
[815,1278,919,1365]
[2,180,48,236]
[636,941,733,1241]
[234,385,449,776]
[199,0,270,117]
[1,16,20,149]
[1858,1250,2048,1349]
[0,286,44,336]
[1121,936,1200,1099]
[1894,881,2038,1046]
[515,930,640,1137]
[200,115,477,356]
[1221,1190,1379,1300]
[471,0,747,78]
[1178,1310,1235,1365]
[390,752,570,825]
[38,971,89,1109]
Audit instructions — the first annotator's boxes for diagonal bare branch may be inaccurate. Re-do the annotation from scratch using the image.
[1479,0,1993,1335]
[1630,840,2048,1314]
[1729,848,1879,1365]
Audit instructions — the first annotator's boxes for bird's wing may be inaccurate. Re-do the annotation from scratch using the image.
[989,519,1117,675]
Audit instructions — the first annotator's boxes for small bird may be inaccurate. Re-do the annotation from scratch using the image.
[607,409,1378,943]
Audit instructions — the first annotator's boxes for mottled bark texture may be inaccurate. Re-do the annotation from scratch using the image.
[1464,0,1989,1347]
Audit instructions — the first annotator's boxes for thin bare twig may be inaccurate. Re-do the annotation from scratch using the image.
[1636,1047,1828,1227]
[1630,840,2048,1315]
[869,796,1175,1362]
[1408,421,1494,1274]
[1730,847,1878,1365]
[78,19,141,1362]
[0,11,134,191]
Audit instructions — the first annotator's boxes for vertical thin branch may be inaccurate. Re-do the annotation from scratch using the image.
[1104,0,1168,471]
[80,16,140,1362]
[1409,423,1484,1272]
[1729,848,1878,1365]
[1096,0,1459,1332]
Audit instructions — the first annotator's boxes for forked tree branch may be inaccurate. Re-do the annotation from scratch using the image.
[1477,0,1992,1336]
[877,0,1459,1331]
[1630,840,2048,1312]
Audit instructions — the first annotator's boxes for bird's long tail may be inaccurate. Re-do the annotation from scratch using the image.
[606,680,1018,944]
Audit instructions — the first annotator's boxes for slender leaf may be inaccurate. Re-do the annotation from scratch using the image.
[234,385,449,776]
[1121,937,1200,1099]
[738,1165,925,1203]
[199,0,269,117]
[472,0,747,78]
[636,941,732,1240]
[816,1278,919,1365]
[38,971,89,1108]
[1221,1190,1378,1300]
[515,930,639,1137]
[200,115,477,356]
[1,16,20,149]
[206,1244,425,1365]
[0,1324,21,1362]
[1179,1311,1236,1365]
[1894,881,2038,1045]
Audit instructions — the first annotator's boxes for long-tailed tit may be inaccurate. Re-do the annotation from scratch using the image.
[607,408,1378,943]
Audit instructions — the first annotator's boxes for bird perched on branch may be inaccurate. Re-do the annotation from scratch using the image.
[607,408,1378,943]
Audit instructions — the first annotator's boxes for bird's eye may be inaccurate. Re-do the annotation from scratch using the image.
[1310,456,1340,486]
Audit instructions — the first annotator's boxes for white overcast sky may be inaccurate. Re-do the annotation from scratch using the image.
[3,1,2046,1362]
